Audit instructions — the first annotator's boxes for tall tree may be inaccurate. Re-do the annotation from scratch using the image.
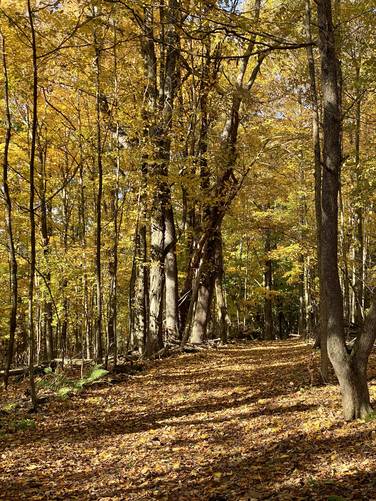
[27,0,38,409]
[305,0,329,380]
[1,32,18,389]
[317,0,375,420]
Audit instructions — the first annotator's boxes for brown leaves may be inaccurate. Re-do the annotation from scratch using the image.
[1,341,376,500]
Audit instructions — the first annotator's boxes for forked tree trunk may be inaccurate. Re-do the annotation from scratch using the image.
[317,0,374,420]
[140,1,180,356]
[190,229,218,344]
[188,0,263,344]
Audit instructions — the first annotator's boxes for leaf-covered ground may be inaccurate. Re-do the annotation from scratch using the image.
[1,341,376,500]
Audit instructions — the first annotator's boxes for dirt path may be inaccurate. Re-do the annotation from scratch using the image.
[1,341,376,500]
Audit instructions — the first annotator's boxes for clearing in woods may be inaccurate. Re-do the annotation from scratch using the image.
[1,340,376,500]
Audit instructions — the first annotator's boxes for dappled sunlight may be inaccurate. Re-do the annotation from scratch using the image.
[1,341,376,500]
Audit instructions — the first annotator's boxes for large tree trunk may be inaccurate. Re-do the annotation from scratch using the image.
[140,2,180,356]
[190,235,216,344]
[189,0,264,344]
[317,0,373,420]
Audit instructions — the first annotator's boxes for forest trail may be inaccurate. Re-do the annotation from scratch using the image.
[1,341,376,501]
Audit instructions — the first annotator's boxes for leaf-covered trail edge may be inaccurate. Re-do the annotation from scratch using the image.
[1,340,376,501]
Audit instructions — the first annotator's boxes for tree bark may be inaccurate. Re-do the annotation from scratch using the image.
[317,0,373,420]
[38,139,54,362]
[164,204,179,341]
[190,234,216,344]
[1,33,18,390]
[94,26,103,363]
[27,0,38,409]
[354,64,364,328]
[214,230,230,343]
[305,0,329,380]
[263,230,274,341]
[142,1,180,355]
[130,188,148,354]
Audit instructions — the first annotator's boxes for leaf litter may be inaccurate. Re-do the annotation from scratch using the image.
[1,340,376,500]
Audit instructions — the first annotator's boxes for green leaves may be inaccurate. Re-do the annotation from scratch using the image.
[38,365,109,399]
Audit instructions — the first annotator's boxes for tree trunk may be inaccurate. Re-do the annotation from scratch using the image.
[143,0,180,356]
[305,0,329,380]
[264,230,274,340]
[214,231,230,343]
[130,189,148,354]
[164,204,179,341]
[147,189,165,354]
[27,0,38,409]
[1,33,18,390]
[317,0,373,419]
[39,143,54,362]
[354,64,364,328]
[94,30,103,363]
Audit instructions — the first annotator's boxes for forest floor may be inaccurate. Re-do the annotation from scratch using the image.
[1,340,376,501]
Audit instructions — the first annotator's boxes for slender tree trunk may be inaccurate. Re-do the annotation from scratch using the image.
[1,33,18,390]
[162,0,180,343]
[164,204,179,341]
[61,178,69,367]
[107,181,120,365]
[214,230,230,343]
[27,0,38,409]
[39,144,54,362]
[148,190,165,354]
[298,160,307,338]
[130,188,148,353]
[354,64,364,328]
[305,0,329,380]
[107,25,122,366]
[264,230,274,341]
[94,32,103,363]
